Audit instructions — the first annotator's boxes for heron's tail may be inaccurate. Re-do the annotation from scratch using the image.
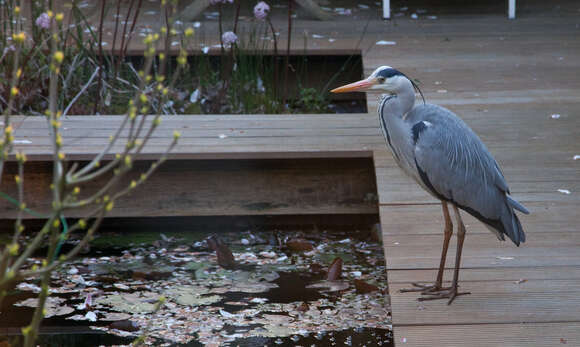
[499,196,528,246]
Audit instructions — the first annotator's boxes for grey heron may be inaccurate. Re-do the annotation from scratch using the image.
[331,66,529,304]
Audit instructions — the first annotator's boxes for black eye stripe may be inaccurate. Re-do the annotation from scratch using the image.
[377,68,404,79]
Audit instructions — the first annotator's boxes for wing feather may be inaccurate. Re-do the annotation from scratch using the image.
[409,104,527,245]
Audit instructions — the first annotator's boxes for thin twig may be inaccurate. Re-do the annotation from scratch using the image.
[62,67,100,117]
[121,0,144,60]
[117,0,136,73]
[111,0,122,76]
[93,0,107,115]
[283,0,293,108]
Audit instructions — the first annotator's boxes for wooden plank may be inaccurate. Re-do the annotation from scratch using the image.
[11,114,375,126]
[384,232,580,270]
[387,265,580,284]
[11,127,382,138]
[389,279,580,325]
[376,171,580,204]
[380,202,580,235]
[394,322,579,347]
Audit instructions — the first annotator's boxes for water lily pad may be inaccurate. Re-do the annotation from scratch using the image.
[98,292,158,313]
[165,285,221,306]
[15,297,74,318]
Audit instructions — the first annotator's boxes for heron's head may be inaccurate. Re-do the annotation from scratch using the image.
[331,66,422,98]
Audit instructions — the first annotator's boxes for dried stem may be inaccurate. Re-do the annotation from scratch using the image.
[111,0,123,75]
[283,0,293,108]
[93,0,107,115]
[117,0,136,73]
[267,18,278,98]
[233,0,241,34]
[121,0,144,60]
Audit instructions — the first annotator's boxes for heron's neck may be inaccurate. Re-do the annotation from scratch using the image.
[391,83,416,117]
[379,84,418,174]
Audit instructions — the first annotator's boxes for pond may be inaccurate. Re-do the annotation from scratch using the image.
[1,225,392,346]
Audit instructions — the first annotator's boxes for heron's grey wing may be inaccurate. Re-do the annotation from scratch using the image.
[410,106,527,245]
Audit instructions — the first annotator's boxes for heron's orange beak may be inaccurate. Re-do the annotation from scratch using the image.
[331,78,378,93]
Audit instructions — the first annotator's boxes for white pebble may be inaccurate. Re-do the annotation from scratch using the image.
[410,13,418,19]
[241,238,250,245]
[550,114,561,119]
[557,189,571,195]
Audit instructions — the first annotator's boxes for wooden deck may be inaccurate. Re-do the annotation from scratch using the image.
[7,0,580,345]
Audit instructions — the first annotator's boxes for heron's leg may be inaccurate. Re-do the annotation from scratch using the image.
[419,205,471,304]
[400,202,453,293]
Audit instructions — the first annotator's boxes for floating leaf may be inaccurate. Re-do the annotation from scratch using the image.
[207,235,237,269]
[98,292,157,313]
[286,238,314,252]
[327,257,343,280]
[15,297,74,318]
[354,279,380,294]
[297,302,309,312]
[110,320,140,332]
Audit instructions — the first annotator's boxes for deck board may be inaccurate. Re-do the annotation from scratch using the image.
[394,323,579,347]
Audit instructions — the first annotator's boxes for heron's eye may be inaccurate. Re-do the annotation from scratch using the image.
[377,77,385,83]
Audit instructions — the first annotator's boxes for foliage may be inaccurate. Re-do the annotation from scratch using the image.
[0,1,189,345]
[0,0,341,116]
[295,87,330,113]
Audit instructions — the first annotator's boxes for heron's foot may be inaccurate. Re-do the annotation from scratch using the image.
[399,282,447,294]
[417,285,470,305]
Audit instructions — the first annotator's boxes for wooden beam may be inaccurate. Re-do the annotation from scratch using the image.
[0,158,378,219]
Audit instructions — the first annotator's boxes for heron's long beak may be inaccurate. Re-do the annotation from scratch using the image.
[331,77,378,93]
